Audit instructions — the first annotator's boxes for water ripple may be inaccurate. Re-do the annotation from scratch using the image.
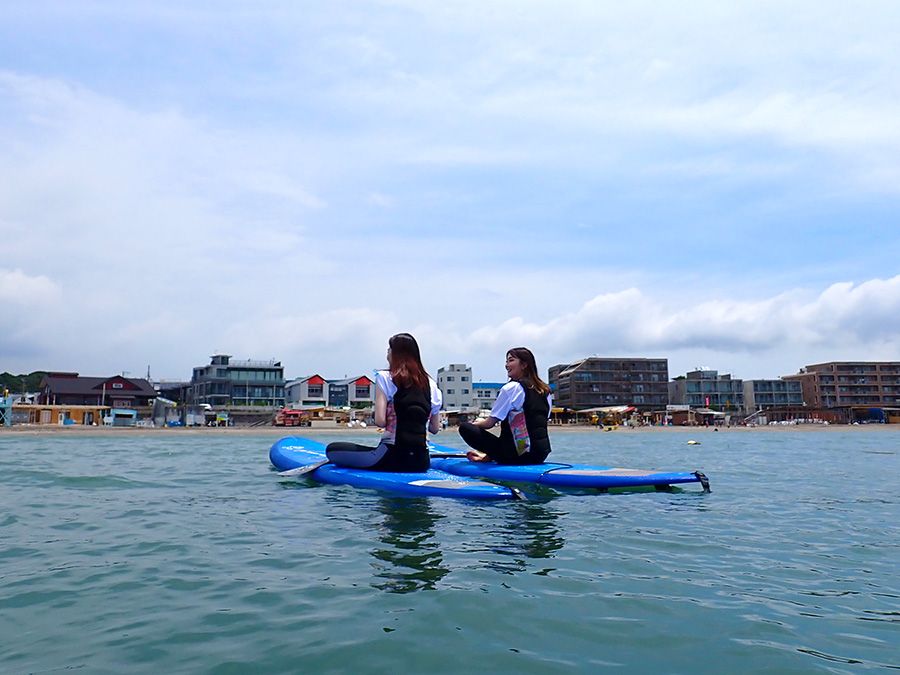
[1,430,898,673]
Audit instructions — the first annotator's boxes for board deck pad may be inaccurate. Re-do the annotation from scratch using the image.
[428,443,709,490]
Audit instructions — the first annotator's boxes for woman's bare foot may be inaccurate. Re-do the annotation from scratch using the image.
[466,450,490,462]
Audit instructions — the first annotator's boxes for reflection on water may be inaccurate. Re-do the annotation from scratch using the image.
[484,501,565,575]
[368,496,568,591]
[370,497,449,593]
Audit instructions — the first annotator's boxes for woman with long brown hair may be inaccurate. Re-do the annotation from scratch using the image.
[326,333,442,472]
[459,347,552,465]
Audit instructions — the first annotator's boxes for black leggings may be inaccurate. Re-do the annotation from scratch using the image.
[458,422,547,465]
[325,441,429,473]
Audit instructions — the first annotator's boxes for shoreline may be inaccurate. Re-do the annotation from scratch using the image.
[1,423,897,437]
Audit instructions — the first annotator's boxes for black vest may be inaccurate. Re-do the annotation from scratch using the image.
[499,386,551,462]
[374,384,431,472]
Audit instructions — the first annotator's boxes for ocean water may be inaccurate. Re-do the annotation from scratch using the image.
[0,428,897,674]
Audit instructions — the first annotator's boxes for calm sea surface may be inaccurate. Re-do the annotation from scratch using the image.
[1,429,897,674]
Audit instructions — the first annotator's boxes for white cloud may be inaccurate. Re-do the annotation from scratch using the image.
[219,276,900,382]
[0,268,61,305]
[459,276,900,356]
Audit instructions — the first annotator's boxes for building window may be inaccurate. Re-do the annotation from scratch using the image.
[461,376,469,381]
[462,389,469,394]
[446,376,454,382]
[308,385,323,397]
[447,389,455,394]
[355,385,370,398]
[112,383,123,389]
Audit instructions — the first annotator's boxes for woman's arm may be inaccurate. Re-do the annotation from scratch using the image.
[374,386,387,428]
[469,416,499,430]
[428,412,441,434]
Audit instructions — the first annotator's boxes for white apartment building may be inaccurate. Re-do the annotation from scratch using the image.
[472,382,504,410]
[437,364,474,410]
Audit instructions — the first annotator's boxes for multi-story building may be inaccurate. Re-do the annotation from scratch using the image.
[190,354,285,407]
[549,357,668,411]
[285,375,327,407]
[472,382,504,410]
[437,364,474,410]
[742,379,804,414]
[285,374,375,408]
[668,369,744,412]
[328,376,375,408]
[784,361,900,409]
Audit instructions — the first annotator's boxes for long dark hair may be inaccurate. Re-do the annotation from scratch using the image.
[388,333,430,391]
[507,347,550,396]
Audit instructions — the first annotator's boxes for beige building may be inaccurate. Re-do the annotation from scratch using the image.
[784,361,900,409]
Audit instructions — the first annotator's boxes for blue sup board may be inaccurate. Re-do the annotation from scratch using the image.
[428,443,710,491]
[269,437,521,500]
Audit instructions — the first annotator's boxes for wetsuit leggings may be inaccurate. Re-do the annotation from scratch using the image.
[326,441,389,468]
[458,422,547,465]
[325,441,430,472]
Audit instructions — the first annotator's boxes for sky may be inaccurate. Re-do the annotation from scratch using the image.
[1,1,899,384]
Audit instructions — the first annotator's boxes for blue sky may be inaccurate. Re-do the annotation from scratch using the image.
[2,1,899,383]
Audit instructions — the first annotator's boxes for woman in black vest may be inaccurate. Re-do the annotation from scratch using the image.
[459,347,552,465]
[326,333,442,472]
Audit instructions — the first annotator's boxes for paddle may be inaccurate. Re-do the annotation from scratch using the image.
[429,452,468,459]
[277,459,329,477]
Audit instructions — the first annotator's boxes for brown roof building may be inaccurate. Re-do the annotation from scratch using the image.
[39,372,158,408]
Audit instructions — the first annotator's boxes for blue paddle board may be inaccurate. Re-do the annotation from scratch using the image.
[428,443,710,491]
[270,437,520,500]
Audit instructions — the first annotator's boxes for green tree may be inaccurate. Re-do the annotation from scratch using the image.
[0,371,47,393]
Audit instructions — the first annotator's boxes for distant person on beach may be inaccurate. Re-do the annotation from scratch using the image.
[326,333,442,472]
[458,347,552,465]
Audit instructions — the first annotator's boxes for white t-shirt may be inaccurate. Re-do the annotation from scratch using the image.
[376,370,442,444]
[490,381,553,423]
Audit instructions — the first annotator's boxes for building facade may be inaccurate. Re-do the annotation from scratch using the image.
[437,364,474,410]
[39,372,157,408]
[329,376,375,408]
[742,379,804,414]
[549,357,668,411]
[285,375,328,407]
[668,369,744,412]
[190,354,285,407]
[285,374,375,408]
[784,361,900,409]
[472,382,504,410]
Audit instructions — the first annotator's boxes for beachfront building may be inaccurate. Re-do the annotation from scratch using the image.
[154,379,190,401]
[548,357,668,412]
[39,372,157,408]
[329,376,375,408]
[669,369,745,413]
[285,375,328,407]
[742,379,804,415]
[784,362,900,420]
[437,364,474,411]
[284,374,375,408]
[472,382,504,410]
[189,354,285,407]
